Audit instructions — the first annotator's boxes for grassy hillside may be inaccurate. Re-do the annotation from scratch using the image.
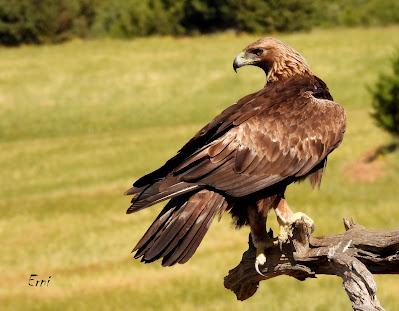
[1,27,399,310]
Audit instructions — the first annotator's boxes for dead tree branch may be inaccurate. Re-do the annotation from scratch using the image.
[224,218,399,311]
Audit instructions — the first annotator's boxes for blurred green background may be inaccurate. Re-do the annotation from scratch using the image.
[1,0,399,45]
[1,1,399,310]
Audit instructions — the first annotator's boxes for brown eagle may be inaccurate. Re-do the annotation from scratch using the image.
[125,38,346,271]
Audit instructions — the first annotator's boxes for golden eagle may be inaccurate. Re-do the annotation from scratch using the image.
[125,38,346,271]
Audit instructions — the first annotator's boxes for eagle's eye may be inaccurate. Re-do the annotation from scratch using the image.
[249,48,264,56]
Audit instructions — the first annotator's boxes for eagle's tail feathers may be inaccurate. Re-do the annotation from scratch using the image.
[168,198,227,265]
[133,190,227,266]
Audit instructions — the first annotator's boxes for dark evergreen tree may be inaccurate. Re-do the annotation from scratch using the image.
[370,52,399,139]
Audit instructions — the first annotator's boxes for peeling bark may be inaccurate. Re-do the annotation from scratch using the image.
[224,218,399,310]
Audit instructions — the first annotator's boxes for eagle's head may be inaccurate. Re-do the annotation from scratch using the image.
[233,37,310,83]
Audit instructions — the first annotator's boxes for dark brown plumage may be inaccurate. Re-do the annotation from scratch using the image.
[125,37,346,266]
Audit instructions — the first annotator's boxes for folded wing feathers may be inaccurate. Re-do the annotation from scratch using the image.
[126,180,200,214]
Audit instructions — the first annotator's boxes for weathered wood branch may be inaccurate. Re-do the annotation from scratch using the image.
[224,218,399,310]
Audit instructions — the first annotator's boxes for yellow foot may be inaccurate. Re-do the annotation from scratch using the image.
[274,200,315,247]
[290,212,315,234]
[278,212,315,246]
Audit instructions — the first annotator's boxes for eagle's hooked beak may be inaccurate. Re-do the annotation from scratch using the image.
[233,51,259,72]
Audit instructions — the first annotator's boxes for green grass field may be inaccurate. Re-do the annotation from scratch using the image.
[1,27,399,310]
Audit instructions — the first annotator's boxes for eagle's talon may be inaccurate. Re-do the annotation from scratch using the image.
[255,252,267,276]
[253,237,278,276]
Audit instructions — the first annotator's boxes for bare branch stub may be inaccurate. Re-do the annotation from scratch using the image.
[224,218,399,310]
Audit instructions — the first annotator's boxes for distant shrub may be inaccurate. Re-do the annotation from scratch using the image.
[177,0,232,34]
[91,0,183,38]
[0,0,95,45]
[163,0,316,34]
[232,0,316,33]
[370,52,399,139]
[313,0,399,28]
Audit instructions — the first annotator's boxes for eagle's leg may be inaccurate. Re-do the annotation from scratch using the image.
[248,201,275,275]
[274,199,315,245]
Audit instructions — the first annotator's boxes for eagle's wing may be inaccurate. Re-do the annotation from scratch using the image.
[132,89,267,188]
[173,91,346,197]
